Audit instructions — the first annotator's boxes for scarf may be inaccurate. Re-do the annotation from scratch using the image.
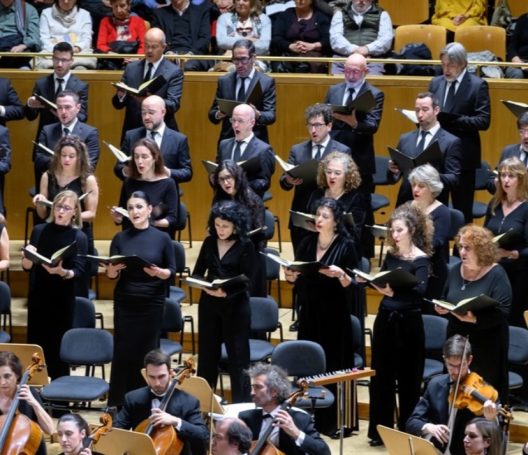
[51,3,78,28]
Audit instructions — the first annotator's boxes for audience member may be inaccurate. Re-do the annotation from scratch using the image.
[432,0,487,39]
[0,77,24,126]
[506,12,528,79]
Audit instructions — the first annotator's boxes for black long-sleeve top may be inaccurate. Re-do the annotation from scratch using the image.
[507,13,528,61]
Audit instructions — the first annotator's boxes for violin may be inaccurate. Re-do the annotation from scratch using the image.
[0,354,45,455]
[82,413,113,451]
[135,358,195,455]
[249,380,308,455]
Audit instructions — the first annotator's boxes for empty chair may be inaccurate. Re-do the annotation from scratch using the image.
[263,209,283,254]
[472,161,493,219]
[455,26,506,61]
[394,25,447,61]
[350,315,364,368]
[508,326,528,407]
[263,247,282,307]
[72,297,96,329]
[160,298,184,362]
[447,208,465,269]
[378,0,429,26]
[176,201,193,247]
[0,281,12,341]
[372,156,391,215]
[422,315,448,385]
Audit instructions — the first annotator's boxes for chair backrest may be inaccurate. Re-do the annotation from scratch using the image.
[475,161,492,190]
[249,296,279,332]
[89,247,99,277]
[359,257,371,273]
[60,328,113,366]
[455,26,506,61]
[394,25,447,60]
[350,315,363,356]
[501,0,525,18]
[0,281,11,314]
[378,0,429,25]
[448,208,465,240]
[172,240,186,274]
[271,340,326,377]
[263,210,275,240]
[162,298,183,333]
[72,297,96,329]
[263,247,280,281]
[508,325,528,365]
[174,201,188,231]
[422,315,448,355]
[373,156,391,186]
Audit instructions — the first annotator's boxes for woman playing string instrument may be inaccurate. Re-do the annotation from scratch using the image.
[0,352,53,455]
[56,414,103,455]
[463,418,502,455]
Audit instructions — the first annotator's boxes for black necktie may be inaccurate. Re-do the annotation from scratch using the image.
[63,127,70,136]
[315,144,323,160]
[55,78,64,98]
[347,87,355,104]
[150,130,158,142]
[233,140,243,162]
[416,130,428,155]
[237,77,247,102]
[144,62,154,82]
[522,151,528,167]
[444,80,457,111]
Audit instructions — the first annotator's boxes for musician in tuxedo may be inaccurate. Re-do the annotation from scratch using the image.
[280,103,351,253]
[239,363,331,455]
[115,95,192,195]
[114,349,208,455]
[428,42,491,223]
[0,77,24,126]
[208,39,276,144]
[215,103,275,199]
[212,418,253,455]
[406,335,499,455]
[0,126,12,217]
[25,42,88,142]
[387,92,462,207]
[36,91,100,189]
[112,27,183,142]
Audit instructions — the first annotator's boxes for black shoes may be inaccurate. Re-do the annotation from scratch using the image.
[369,439,384,447]
[289,320,299,331]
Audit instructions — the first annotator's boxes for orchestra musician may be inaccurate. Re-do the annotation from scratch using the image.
[239,363,331,455]
[406,335,500,455]
[211,418,253,455]
[113,349,209,455]
[56,413,103,455]
[463,418,502,455]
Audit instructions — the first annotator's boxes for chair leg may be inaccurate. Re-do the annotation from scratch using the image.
[273,215,282,252]
[24,207,36,247]
[187,212,192,248]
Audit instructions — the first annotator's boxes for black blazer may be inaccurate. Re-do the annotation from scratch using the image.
[239,408,331,455]
[324,81,384,177]
[429,71,491,170]
[0,126,11,214]
[116,126,193,190]
[0,77,24,126]
[216,135,275,198]
[208,71,276,143]
[112,58,183,139]
[25,73,88,140]
[114,386,208,455]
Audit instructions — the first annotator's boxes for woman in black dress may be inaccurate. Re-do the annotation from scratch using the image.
[367,203,432,445]
[435,225,511,402]
[105,191,176,407]
[111,138,178,238]
[212,160,266,296]
[193,200,255,403]
[23,190,88,379]
[484,157,528,327]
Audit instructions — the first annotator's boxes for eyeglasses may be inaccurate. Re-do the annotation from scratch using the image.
[306,122,326,129]
[219,175,234,183]
[54,204,73,212]
[52,57,72,64]
[344,67,363,75]
[519,128,528,135]
[232,57,251,64]
[229,118,247,124]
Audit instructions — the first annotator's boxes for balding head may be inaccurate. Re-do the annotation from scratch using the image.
[344,53,368,83]
[212,418,252,455]
[231,104,255,140]
[145,28,166,63]
[141,95,166,130]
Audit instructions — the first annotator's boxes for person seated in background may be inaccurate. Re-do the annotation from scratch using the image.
[432,0,487,40]
[505,12,528,79]
[212,418,253,455]
[0,0,40,68]
[329,0,393,75]
[36,0,97,70]
[209,0,234,54]
[271,0,331,73]
[96,0,147,70]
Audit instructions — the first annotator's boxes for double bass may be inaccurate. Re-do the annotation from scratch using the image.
[0,354,45,455]
[135,358,195,455]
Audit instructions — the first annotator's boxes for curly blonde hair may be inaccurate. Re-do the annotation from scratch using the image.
[456,224,496,266]
[316,151,361,192]
[386,202,433,256]
[491,157,528,214]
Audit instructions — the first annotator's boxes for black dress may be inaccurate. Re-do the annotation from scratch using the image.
[118,178,178,238]
[444,263,511,402]
[368,253,429,441]
[26,222,88,379]
[107,226,176,407]
[484,201,528,327]
[193,236,256,403]
[426,203,450,301]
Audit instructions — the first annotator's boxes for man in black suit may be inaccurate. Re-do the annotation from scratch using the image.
[0,78,24,126]
[387,92,462,207]
[36,91,99,188]
[25,42,88,142]
[429,42,491,223]
[209,39,276,144]
[212,418,253,455]
[216,103,275,199]
[280,103,351,252]
[0,126,12,216]
[151,0,211,71]
[406,335,498,455]
[112,27,183,142]
[114,349,208,455]
[239,363,331,455]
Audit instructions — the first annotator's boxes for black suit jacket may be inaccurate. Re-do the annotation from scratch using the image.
[279,138,351,226]
[485,143,527,194]
[36,121,100,173]
[0,77,24,126]
[114,386,208,455]
[324,81,384,178]
[429,71,491,170]
[389,127,462,206]
[208,71,276,143]
[111,58,183,139]
[116,126,193,190]
[239,408,331,455]
[216,135,275,198]
[25,73,88,140]
[0,126,11,214]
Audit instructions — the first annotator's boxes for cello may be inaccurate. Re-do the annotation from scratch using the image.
[82,413,113,452]
[0,354,45,455]
[134,358,195,455]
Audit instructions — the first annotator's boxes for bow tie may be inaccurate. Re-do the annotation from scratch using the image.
[150,390,166,400]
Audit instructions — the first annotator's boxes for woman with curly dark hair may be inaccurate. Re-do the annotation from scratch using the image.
[192,200,256,403]
[435,224,511,403]
[367,202,433,446]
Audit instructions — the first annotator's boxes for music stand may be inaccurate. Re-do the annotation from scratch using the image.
[93,428,156,455]
[377,425,439,455]
[178,376,224,415]
[0,343,49,386]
